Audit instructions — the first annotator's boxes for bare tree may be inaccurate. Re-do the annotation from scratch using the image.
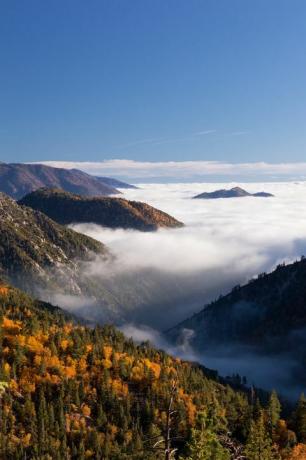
[219,432,247,460]
[144,380,181,460]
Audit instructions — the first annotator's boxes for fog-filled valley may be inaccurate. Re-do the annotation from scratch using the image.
[43,180,306,399]
[68,181,306,324]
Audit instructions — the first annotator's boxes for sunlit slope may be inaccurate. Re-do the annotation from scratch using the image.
[0,192,108,294]
[19,188,184,231]
[0,162,121,199]
[0,282,263,459]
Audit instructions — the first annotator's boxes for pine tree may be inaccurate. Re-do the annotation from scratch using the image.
[181,412,230,460]
[78,439,85,460]
[293,393,306,442]
[245,412,279,460]
[268,390,281,428]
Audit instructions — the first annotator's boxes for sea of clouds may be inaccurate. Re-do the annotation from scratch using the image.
[65,181,306,398]
[70,181,306,325]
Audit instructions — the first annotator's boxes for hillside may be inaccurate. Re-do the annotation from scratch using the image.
[193,186,274,199]
[0,163,121,199]
[168,258,306,362]
[0,192,186,324]
[0,192,108,294]
[0,282,304,459]
[95,176,138,189]
[19,188,184,231]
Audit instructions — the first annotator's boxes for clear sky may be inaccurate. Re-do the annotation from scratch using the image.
[1,0,306,164]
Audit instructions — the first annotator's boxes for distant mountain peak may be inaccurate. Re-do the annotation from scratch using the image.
[0,162,122,199]
[193,186,274,199]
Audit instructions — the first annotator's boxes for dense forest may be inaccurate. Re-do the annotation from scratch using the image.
[0,282,306,459]
[167,258,306,368]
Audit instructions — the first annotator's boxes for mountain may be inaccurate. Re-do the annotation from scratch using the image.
[0,162,121,199]
[0,281,302,459]
[166,258,306,389]
[0,192,108,294]
[1,190,186,324]
[19,188,184,231]
[252,191,274,197]
[95,176,138,189]
[193,186,274,199]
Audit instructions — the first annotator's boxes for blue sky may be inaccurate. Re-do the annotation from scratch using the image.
[1,0,306,165]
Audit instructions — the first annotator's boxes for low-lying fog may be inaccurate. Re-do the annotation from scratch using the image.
[67,181,306,399]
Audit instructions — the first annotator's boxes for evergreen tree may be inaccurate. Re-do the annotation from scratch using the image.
[268,390,281,428]
[181,411,230,460]
[293,393,306,442]
[245,412,280,460]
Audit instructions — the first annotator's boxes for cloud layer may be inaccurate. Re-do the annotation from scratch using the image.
[31,160,306,181]
[64,181,306,329]
[44,181,306,398]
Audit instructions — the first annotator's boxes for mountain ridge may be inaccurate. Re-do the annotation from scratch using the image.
[95,175,138,189]
[0,192,109,295]
[0,162,122,199]
[19,188,184,231]
[166,257,306,395]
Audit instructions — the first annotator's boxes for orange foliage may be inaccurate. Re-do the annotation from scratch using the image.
[81,404,91,417]
[287,444,306,459]
[26,336,45,354]
[44,355,61,370]
[64,365,76,379]
[0,292,221,455]
[103,346,113,360]
[60,339,70,351]
[2,317,22,333]
[16,335,26,346]
[63,324,73,334]
[77,358,87,373]
[3,362,10,376]
[177,388,197,424]
[144,358,161,379]
[0,286,9,295]
[101,358,112,369]
[131,364,144,381]
[109,378,129,397]
[21,433,31,448]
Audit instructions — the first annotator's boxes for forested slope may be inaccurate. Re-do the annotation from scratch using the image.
[19,188,184,231]
[0,283,305,459]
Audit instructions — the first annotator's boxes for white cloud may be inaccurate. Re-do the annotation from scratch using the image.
[40,181,306,397]
[33,181,306,398]
[29,159,306,180]
[63,181,306,329]
[193,129,217,135]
